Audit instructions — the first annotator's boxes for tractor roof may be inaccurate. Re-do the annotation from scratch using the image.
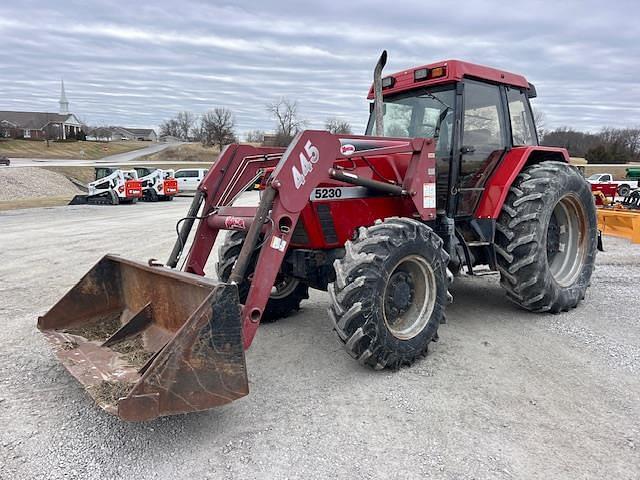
[367,59,530,99]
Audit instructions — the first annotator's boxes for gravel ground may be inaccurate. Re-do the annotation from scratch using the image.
[0,167,81,200]
[0,197,638,479]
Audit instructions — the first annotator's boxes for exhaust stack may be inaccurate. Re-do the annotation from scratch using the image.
[373,50,388,136]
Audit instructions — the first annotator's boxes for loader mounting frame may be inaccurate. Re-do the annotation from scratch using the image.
[169,130,437,348]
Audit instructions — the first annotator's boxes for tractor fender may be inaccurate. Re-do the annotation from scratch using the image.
[475,146,569,219]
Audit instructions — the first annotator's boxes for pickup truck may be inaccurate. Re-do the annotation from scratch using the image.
[587,173,639,196]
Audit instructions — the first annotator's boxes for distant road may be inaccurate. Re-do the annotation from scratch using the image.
[6,142,180,167]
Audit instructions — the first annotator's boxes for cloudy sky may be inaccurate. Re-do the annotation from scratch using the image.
[1,0,638,136]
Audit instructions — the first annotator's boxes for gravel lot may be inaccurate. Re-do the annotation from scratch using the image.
[1,197,638,479]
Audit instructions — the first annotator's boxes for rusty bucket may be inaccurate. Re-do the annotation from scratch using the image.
[38,255,248,421]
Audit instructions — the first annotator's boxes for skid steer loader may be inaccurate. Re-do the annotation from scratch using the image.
[40,52,597,421]
[138,168,179,201]
[69,168,143,205]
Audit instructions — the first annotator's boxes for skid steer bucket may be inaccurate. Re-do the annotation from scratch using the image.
[37,255,248,421]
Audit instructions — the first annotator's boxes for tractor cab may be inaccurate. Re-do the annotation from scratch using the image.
[365,60,539,216]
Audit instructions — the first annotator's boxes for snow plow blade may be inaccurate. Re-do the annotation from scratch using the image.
[37,255,248,421]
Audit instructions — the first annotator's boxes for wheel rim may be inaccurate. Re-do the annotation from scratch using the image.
[546,194,587,287]
[383,255,436,340]
[269,275,300,299]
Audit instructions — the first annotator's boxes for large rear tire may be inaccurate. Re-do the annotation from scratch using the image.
[216,231,309,322]
[328,218,450,370]
[495,161,597,313]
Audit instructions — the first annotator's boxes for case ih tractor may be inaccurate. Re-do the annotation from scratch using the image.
[39,52,597,420]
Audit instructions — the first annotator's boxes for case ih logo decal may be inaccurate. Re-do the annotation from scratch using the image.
[224,216,246,230]
[292,140,320,189]
[340,144,356,156]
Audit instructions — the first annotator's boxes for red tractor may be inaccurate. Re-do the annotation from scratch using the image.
[39,52,597,420]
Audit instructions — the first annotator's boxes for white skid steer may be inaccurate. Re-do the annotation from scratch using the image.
[70,169,143,205]
[138,168,178,201]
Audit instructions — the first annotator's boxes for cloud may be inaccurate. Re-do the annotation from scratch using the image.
[0,0,638,135]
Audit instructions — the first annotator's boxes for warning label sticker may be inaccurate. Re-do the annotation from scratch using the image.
[423,183,436,209]
[270,236,288,252]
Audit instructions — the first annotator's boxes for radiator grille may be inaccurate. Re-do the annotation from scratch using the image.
[316,204,338,243]
[291,221,309,244]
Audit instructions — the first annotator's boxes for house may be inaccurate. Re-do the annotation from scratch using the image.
[0,111,83,140]
[261,133,278,146]
[110,127,157,142]
[159,135,182,143]
[86,127,114,141]
[0,80,83,140]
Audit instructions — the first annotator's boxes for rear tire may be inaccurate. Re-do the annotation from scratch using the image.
[495,161,597,313]
[216,231,309,322]
[328,218,450,370]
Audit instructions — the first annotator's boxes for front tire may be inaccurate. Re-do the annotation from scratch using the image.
[495,161,597,313]
[216,231,309,322]
[329,218,450,370]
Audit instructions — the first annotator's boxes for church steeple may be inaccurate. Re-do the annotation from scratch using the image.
[59,79,69,114]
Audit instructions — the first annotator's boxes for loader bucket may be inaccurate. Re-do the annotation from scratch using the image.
[37,255,248,421]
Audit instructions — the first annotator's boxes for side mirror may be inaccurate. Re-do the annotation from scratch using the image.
[460,145,475,154]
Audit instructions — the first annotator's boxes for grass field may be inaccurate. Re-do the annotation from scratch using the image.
[137,142,219,163]
[0,139,148,159]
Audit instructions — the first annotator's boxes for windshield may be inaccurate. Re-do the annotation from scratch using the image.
[587,174,602,180]
[366,86,455,154]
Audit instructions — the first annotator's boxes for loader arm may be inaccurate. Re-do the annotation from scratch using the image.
[171,130,437,348]
[39,130,435,420]
[176,144,286,274]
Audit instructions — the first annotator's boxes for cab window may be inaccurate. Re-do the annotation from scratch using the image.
[506,88,537,145]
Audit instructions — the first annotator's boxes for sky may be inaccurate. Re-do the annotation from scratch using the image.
[1,0,638,137]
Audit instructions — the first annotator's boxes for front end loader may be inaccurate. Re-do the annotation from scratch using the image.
[40,53,597,420]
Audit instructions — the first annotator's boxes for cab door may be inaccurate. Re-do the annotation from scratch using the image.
[456,80,509,217]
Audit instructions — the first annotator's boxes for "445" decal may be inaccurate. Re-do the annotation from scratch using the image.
[292,140,320,189]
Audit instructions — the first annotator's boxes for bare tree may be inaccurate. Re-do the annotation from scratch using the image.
[245,130,265,143]
[200,108,236,150]
[159,118,180,138]
[532,108,546,140]
[176,111,196,141]
[542,126,640,163]
[0,121,10,138]
[325,118,352,135]
[86,125,112,142]
[267,98,305,146]
[190,121,203,143]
